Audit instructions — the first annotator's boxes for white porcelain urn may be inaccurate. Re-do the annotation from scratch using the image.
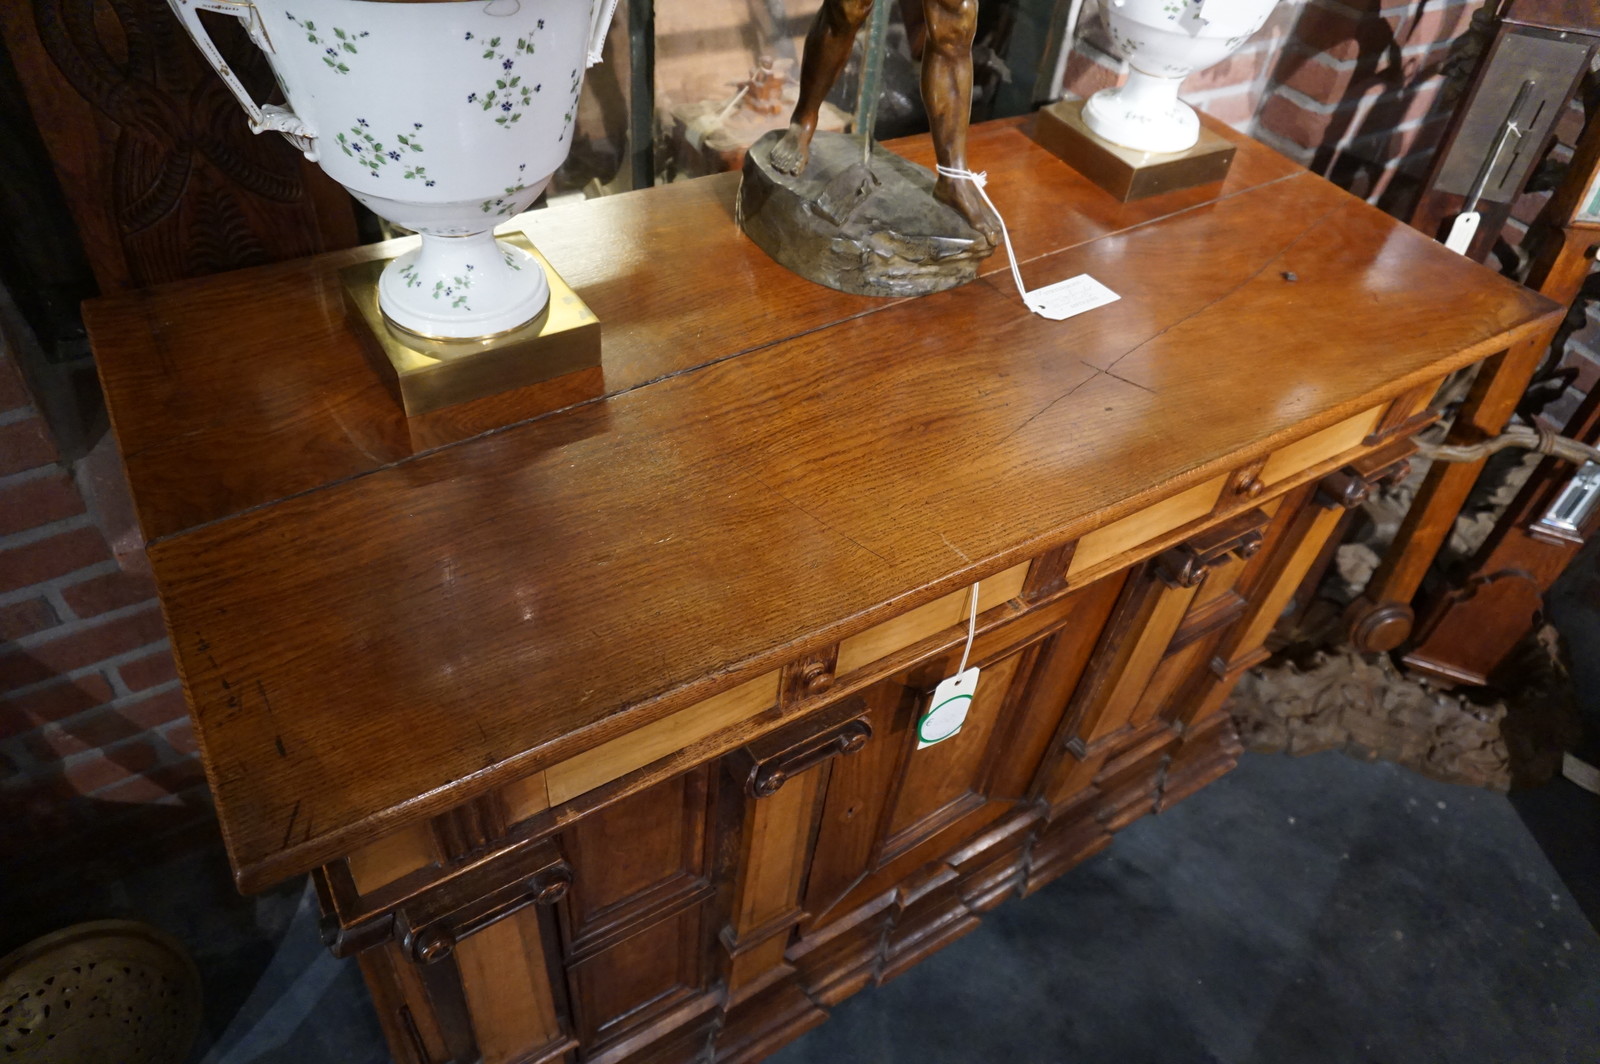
[1084,0,1280,154]
[169,0,618,338]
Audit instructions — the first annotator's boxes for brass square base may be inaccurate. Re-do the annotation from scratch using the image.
[341,234,601,417]
[1033,98,1236,202]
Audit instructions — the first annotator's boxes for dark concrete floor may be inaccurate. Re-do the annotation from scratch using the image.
[771,752,1600,1064]
[122,745,1596,1063]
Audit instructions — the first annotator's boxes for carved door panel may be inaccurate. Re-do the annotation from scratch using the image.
[799,647,1023,930]
[1036,508,1274,825]
[553,766,722,1058]
[799,575,1128,934]
[1174,461,1402,739]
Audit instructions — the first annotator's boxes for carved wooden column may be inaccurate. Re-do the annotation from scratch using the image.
[1348,112,1600,653]
[714,700,870,1059]
[315,829,574,1064]
[1405,382,1600,685]
[1211,445,1415,681]
[1028,508,1270,881]
[720,700,870,1002]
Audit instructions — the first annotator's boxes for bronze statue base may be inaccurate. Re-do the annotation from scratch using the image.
[737,130,996,298]
[1033,98,1236,203]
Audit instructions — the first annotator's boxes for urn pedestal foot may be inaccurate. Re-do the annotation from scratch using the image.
[378,231,551,341]
[342,234,601,417]
[1083,70,1200,154]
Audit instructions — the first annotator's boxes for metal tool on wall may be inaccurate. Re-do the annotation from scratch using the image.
[1444,78,1536,255]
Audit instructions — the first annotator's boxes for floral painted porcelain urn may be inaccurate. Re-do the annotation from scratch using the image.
[169,0,618,339]
[1084,0,1280,154]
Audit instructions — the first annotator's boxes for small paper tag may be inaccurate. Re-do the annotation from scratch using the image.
[1025,274,1121,321]
[1444,211,1480,255]
[917,667,979,749]
[1563,752,1600,796]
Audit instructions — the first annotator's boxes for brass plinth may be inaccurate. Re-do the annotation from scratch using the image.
[342,234,601,417]
[1033,98,1236,202]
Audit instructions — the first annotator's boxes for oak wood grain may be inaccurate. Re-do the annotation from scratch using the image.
[92,117,1560,891]
[454,908,568,1064]
[85,116,1297,542]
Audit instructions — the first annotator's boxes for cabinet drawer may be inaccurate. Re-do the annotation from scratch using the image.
[835,561,1029,676]
[1258,405,1383,486]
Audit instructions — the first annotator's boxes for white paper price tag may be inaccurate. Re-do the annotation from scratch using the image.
[1025,274,1121,321]
[933,167,1119,324]
[917,666,979,749]
[1444,211,1480,255]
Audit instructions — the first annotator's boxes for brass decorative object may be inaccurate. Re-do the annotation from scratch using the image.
[342,234,601,417]
[0,919,201,1064]
[1033,98,1236,203]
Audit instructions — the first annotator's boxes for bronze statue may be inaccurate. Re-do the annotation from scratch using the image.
[769,0,1001,246]
[736,0,1000,297]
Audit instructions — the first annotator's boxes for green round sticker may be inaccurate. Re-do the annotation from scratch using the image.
[918,693,972,745]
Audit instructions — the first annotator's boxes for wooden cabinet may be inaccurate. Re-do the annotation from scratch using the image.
[85,116,1558,1064]
[311,449,1448,1064]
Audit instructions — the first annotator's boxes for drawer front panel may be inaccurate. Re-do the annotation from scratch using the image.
[835,561,1029,676]
[1067,475,1227,578]
[1259,405,1383,486]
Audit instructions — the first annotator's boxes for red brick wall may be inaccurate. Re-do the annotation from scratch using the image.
[1061,0,1484,219]
[0,347,204,860]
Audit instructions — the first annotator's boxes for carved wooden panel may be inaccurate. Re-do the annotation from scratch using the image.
[0,0,356,292]
[559,768,712,949]
[346,822,441,896]
[1067,475,1227,577]
[1258,406,1384,486]
[834,562,1029,675]
[799,579,1116,934]
[566,906,710,1053]
[881,651,1024,851]
[718,696,878,1007]
[798,680,910,930]
[1175,483,1347,732]
[551,766,720,1058]
[721,763,821,1005]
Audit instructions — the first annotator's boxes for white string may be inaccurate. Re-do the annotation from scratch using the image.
[957,580,980,674]
[936,164,1037,315]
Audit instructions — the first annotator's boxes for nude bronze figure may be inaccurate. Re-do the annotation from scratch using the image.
[768,0,1002,245]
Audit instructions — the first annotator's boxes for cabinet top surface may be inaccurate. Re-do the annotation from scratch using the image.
[86,116,1558,889]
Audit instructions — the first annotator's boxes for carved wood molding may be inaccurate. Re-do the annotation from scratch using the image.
[1154,507,1271,588]
[430,791,511,860]
[728,697,871,798]
[1021,540,1078,601]
[780,646,839,708]
[318,836,570,963]
[1315,439,1416,511]
[1224,458,1268,505]
[1168,589,1248,654]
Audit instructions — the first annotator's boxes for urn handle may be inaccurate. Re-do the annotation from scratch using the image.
[167,0,319,160]
[587,0,623,67]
